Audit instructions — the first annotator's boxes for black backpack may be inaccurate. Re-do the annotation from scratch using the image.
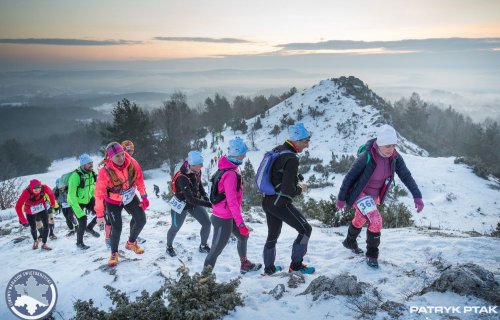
[209,169,242,204]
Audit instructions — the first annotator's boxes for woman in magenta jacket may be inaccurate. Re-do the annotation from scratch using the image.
[204,137,262,274]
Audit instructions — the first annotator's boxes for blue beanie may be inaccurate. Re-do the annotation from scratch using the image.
[288,122,311,141]
[187,150,204,166]
[228,137,248,156]
[80,153,93,166]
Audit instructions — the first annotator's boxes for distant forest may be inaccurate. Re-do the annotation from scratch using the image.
[0,88,297,180]
[0,83,498,181]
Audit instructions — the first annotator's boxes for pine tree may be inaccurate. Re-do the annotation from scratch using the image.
[102,98,159,169]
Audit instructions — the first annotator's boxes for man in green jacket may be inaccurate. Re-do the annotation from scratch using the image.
[68,154,100,250]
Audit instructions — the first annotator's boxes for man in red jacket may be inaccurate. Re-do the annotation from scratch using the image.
[16,179,56,250]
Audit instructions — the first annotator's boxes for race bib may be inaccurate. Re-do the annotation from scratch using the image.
[30,203,46,214]
[355,196,377,216]
[168,196,186,214]
[120,187,136,206]
[62,202,71,208]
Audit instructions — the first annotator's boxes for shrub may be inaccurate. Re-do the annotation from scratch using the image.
[73,266,243,320]
[379,202,414,228]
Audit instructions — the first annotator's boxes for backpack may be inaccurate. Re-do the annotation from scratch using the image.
[104,163,136,193]
[59,169,97,190]
[171,171,189,194]
[255,150,294,195]
[357,144,371,164]
[209,169,241,204]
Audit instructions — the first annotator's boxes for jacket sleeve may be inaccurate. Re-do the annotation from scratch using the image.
[43,185,56,208]
[15,190,29,224]
[178,176,212,208]
[199,181,210,202]
[280,156,302,198]
[131,158,147,197]
[67,172,85,218]
[222,171,244,226]
[338,153,368,201]
[94,167,109,218]
[395,155,422,199]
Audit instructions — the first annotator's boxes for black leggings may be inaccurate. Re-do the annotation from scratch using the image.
[61,207,77,230]
[262,196,312,268]
[166,205,211,247]
[76,198,97,244]
[27,211,48,243]
[204,215,248,268]
[105,196,147,253]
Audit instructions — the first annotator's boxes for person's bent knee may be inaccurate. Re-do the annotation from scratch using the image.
[303,223,312,237]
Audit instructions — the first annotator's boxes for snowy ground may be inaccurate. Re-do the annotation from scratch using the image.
[1,79,499,319]
[0,158,499,320]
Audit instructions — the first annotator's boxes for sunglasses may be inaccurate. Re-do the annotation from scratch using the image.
[33,186,42,190]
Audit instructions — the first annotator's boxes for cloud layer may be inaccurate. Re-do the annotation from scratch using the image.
[154,37,251,44]
[276,38,500,52]
[0,38,142,45]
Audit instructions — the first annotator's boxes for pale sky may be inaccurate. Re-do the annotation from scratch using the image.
[0,0,499,64]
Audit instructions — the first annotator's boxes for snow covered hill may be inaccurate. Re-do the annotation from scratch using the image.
[0,77,499,319]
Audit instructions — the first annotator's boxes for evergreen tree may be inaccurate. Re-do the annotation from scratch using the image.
[102,98,159,169]
[153,92,199,169]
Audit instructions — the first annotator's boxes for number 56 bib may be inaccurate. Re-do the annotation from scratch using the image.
[355,196,377,216]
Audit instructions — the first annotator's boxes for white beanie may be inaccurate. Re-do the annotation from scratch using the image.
[376,124,397,146]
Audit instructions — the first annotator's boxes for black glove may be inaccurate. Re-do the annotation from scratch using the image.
[298,174,304,182]
[20,221,29,227]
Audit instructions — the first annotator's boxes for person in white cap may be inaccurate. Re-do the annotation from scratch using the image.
[337,124,424,268]
[166,150,212,257]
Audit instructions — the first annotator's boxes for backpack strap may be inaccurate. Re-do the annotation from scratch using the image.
[210,168,241,204]
[171,171,190,194]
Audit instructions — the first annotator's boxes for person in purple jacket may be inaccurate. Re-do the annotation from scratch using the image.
[204,137,262,274]
[337,124,424,268]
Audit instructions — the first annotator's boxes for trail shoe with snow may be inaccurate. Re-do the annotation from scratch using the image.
[86,228,100,238]
[66,230,76,237]
[32,241,39,250]
[343,239,364,254]
[108,252,119,267]
[289,263,315,274]
[199,244,210,253]
[240,260,262,274]
[41,243,52,251]
[125,240,144,254]
[366,257,379,268]
[49,235,58,240]
[77,242,90,250]
[262,265,283,276]
[166,246,177,257]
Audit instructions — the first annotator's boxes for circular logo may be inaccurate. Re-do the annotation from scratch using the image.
[5,269,58,320]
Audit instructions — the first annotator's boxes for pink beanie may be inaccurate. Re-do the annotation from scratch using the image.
[106,142,124,158]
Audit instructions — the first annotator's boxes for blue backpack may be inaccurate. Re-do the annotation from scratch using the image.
[255,150,294,195]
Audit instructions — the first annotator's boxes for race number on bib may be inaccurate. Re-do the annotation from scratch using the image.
[168,196,186,214]
[355,196,377,216]
[30,203,46,214]
[121,187,136,205]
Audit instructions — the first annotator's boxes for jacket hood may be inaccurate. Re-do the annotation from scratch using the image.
[29,179,42,191]
[218,156,238,170]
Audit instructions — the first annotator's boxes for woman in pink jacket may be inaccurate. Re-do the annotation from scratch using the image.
[95,142,149,267]
[204,138,261,274]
